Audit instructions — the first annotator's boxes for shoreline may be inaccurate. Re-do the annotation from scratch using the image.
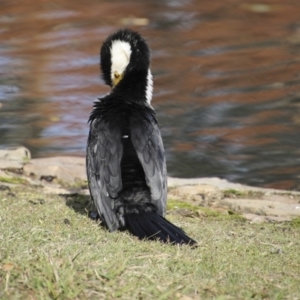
[1,147,300,223]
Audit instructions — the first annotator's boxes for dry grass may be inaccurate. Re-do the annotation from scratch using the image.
[1,186,300,299]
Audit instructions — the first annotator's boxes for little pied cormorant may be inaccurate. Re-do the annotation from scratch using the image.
[86,29,196,245]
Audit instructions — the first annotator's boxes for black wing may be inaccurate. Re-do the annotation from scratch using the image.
[86,118,123,231]
[130,111,167,216]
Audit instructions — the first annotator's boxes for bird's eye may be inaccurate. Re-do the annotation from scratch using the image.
[114,72,120,79]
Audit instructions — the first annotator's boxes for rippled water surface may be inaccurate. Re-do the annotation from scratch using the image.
[1,0,300,190]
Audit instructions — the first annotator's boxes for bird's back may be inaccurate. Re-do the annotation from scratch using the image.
[87,98,165,228]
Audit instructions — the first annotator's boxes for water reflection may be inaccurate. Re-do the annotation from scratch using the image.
[0,0,300,190]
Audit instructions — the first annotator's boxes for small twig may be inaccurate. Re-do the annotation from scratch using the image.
[5,271,10,292]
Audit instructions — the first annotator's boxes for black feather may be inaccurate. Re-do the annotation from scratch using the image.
[125,213,197,245]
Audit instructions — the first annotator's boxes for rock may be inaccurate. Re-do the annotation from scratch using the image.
[243,214,292,223]
[223,195,300,218]
[168,179,300,222]
[0,159,24,169]
[23,156,86,184]
[0,146,31,170]
[169,184,222,206]
[168,176,300,195]
[0,146,31,161]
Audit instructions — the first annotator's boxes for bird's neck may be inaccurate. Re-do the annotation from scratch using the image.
[112,69,153,104]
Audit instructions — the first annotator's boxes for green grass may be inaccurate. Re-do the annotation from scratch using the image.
[290,217,300,228]
[1,186,300,299]
[168,199,246,221]
[0,176,27,185]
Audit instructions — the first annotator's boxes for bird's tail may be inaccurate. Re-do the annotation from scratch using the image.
[125,212,197,246]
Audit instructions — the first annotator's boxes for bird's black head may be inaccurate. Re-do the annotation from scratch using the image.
[100,29,151,90]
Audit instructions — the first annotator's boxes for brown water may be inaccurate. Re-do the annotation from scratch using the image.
[1,0,300,190]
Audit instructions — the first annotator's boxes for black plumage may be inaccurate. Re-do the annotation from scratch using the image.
[86,29,196,245]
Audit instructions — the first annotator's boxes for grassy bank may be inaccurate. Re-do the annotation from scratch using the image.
[1,186,300,299]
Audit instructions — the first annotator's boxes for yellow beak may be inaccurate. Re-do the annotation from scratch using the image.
[112,71,124,87]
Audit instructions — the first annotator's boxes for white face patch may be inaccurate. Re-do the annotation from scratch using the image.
[110,40,132,84]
